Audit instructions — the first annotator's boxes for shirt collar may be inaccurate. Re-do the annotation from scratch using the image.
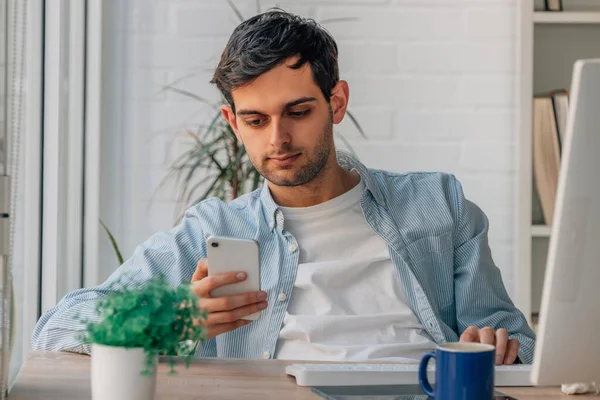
[260,150,386,231]
[336,150,386,208]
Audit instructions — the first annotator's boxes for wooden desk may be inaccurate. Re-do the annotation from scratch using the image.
[8,351,595,399]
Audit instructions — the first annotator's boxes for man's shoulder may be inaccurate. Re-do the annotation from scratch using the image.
[368,168,459,196]
[365,168,466,240]
[366,167,466,221]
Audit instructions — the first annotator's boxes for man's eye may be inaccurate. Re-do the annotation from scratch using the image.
[288,110,311,117]
[246,119,263,127]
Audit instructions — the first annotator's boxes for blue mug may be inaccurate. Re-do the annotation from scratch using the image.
[418,342,495,400]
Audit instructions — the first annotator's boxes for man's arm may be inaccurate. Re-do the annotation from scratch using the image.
[450,176,536,364]
[31,208,216,356]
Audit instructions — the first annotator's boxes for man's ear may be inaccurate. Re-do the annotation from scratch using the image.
[330,80,350,125]
[221,104,242,142]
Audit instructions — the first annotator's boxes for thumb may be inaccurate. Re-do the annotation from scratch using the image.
[192,259,208,282]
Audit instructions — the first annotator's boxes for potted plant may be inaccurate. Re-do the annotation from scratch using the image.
[76,274,207,400]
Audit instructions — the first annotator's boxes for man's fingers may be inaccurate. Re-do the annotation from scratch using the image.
[480,326,496,346]
[200,291,267,312]
[459,326,516,365]
[495,328,509,365]
[459,326,480,342]
[504,338,520,365]
[207,319,252,339]
[205,302,267,325]
[192,260,208,282]
[192,271,247,297]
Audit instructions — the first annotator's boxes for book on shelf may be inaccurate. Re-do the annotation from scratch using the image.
[532,89,569,227]
[550,89,569,152]
[544,0,563,12]
[532,173,546,225]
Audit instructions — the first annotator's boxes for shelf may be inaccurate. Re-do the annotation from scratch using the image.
[531,225,551,237]
[534,11,600,24]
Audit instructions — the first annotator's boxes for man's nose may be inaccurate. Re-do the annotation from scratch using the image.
[269,119,291,148]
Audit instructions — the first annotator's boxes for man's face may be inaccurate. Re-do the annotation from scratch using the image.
[222,58,340,187]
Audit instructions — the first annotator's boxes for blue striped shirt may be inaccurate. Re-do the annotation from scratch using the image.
[32,151,536,363]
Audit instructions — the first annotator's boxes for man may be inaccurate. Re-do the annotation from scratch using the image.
[33,10,535,365]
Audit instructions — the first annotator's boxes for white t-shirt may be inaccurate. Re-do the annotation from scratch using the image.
[274,177,436,361]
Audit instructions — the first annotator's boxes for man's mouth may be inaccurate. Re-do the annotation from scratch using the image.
[269,153,301,166]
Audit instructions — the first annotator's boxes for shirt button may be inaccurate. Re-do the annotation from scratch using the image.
[288,244,297,252]
[263,351,271,359]
[269,221,274,229]
[278,293,287,302]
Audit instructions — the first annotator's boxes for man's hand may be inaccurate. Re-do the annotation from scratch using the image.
[459,326,520,365]
[191,258,268,340]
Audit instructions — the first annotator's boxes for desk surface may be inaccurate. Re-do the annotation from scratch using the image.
[8,351,595,399]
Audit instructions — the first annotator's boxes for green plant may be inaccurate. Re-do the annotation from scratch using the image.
[76,273,208,375]
[100,218,124,265]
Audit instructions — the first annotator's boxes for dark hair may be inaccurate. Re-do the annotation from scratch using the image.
[211,9,339,113]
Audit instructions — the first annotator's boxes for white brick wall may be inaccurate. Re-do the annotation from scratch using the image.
[101,0,520,296]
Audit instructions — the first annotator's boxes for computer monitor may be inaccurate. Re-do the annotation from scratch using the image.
[531,59,600,385]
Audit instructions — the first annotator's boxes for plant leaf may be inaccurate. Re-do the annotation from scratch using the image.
[154,141,220,206]
[224,122,238,141]
[162,67,207,88]
[206,151,225,173]
[319,17,359,25]
[226,0,245,22]
[346,110,367,139]
[203,108,226,141]
[161,86,214,108]
[184,174,216,205]
[251,168,262,191]
[99,219,124,265]
[334,130,357,155]
[198,174,225,202]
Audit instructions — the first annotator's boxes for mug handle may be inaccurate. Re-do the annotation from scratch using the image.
[418,351,436,398]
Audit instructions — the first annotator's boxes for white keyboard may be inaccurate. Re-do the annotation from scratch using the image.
[286,363,533,387]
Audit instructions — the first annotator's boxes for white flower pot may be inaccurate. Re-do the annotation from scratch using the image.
[91,343,158,400]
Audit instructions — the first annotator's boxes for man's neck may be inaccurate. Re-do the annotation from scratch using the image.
[268,163,360,208]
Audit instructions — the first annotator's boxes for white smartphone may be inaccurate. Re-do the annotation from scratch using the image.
[206,236,261,320]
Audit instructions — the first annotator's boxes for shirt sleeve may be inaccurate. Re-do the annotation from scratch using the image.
[451,175,537,364]
[31,207,210,355]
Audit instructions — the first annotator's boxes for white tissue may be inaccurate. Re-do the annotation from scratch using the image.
[561,382,600,395]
